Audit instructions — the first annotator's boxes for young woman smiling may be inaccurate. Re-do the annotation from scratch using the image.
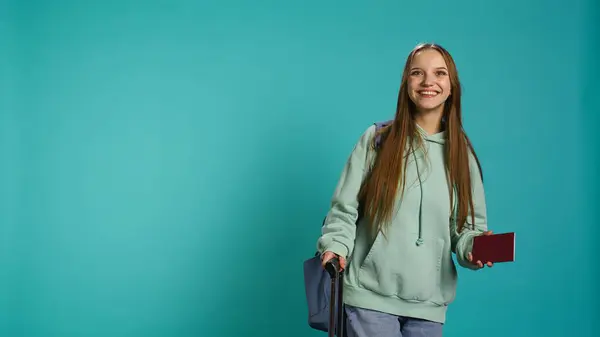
[317,43,494,337]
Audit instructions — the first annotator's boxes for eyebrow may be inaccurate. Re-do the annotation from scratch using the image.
[410,67,448,71]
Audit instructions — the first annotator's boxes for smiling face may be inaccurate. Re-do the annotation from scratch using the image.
[407,48,452,115]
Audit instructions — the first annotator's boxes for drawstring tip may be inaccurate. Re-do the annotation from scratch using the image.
[416,238,424,246]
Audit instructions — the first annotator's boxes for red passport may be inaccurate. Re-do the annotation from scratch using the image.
[471,232,515,263]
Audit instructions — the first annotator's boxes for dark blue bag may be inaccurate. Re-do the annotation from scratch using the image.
[303,120,392,336]
[303,244,345,336]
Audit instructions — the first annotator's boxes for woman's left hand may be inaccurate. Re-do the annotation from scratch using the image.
[467,230,494,268]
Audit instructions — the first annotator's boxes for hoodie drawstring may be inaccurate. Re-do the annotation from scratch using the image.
[412,148,424,246]
[411,125,446,247]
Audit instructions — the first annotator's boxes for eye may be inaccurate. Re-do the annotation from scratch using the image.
[410,70,423,76]
[436,70,448,76]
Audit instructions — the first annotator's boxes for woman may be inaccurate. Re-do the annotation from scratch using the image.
[317,43,494,337]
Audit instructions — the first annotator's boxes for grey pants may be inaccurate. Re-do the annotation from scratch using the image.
[345,305,443,337]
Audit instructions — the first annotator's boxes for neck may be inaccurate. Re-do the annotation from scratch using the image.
[415,109,444,135]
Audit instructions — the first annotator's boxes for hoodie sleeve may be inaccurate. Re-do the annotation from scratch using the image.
[317,125,376,259]
[450,152,488,270]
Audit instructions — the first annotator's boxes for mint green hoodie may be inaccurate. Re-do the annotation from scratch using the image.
[317,123,488,324]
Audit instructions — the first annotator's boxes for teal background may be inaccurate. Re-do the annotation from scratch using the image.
[1,1,598,336]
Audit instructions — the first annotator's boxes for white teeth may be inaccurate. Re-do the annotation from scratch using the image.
[419,91,438,96]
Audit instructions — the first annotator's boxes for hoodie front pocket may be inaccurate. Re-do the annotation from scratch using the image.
[357,232,444,302]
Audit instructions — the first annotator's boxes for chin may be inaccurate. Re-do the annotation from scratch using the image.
[416,103,444,112]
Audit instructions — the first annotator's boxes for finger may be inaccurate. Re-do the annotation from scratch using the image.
[467,252,473,262]
[477,261,483,268]
[321,252,334,266]
[487,262,493,267]
[340,258,346,270]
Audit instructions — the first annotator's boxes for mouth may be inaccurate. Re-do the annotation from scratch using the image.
[417,90,440,98]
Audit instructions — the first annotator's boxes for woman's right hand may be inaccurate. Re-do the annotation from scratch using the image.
[321,251,347,271]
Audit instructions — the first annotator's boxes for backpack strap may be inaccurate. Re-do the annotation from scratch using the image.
[320,119,394,231]
[374,119,393,148]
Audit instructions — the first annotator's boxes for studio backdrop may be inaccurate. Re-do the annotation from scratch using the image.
[0,1,598,337]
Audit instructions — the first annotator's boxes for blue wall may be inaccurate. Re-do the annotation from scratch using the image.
[583,0,600,323]
[1,1,597,336]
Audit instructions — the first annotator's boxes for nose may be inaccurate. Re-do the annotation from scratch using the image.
[421,74,434,86]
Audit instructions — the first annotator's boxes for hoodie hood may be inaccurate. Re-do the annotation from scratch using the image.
[415,124,447,145]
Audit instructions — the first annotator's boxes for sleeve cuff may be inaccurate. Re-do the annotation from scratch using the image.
[456,231,478,270]
[320,241,349,259]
